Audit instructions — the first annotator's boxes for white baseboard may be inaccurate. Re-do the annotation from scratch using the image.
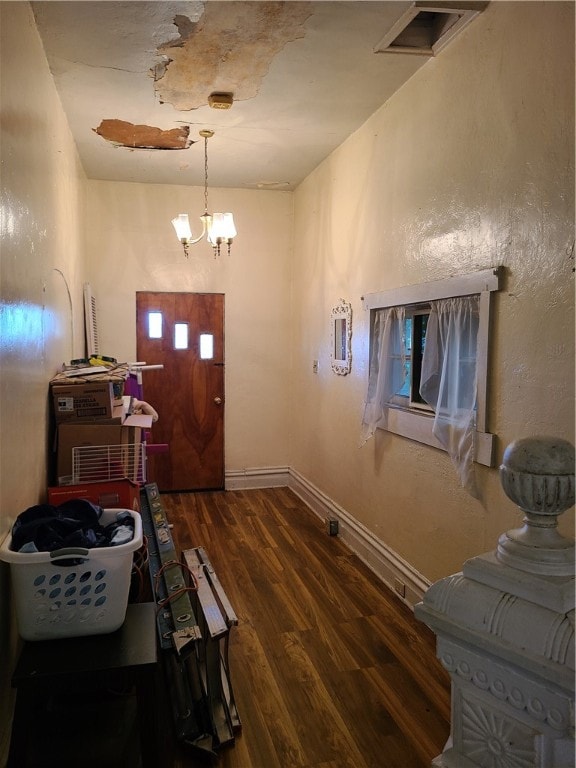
[225,465,430,609]
[225,466,291,490]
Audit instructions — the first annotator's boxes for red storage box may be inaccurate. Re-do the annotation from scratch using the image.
[47,479,140,512]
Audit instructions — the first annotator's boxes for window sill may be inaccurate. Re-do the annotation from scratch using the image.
[383,405,495,467]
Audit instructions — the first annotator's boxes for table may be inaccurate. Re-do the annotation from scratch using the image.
[8,602,160,768]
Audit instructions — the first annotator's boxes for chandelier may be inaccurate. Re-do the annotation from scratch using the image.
[171,130,237,258]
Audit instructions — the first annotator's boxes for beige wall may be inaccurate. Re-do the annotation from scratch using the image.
[0,2,87,759]
[86,180,294,470]
[291,1,575,583]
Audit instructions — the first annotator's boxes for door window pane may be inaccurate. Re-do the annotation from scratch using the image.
[174,323,189,350]
[200,334,214,359]
[148,312,162,339]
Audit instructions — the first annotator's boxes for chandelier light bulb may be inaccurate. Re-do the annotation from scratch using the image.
[172,214,192,242]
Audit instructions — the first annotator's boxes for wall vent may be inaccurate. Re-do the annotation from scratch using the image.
[374,2,486,57]
[83,282,100,358]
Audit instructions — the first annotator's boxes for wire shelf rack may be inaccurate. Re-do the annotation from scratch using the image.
[72,443,146,485]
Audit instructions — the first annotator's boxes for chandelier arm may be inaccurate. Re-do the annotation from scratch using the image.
[185,215,209,246]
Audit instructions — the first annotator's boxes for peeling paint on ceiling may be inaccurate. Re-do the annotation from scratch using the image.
[94,120,192,150]
[154,1,313,111]
[30,2,433,189]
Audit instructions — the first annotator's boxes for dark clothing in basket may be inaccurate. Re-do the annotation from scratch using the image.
[11,499,134,553]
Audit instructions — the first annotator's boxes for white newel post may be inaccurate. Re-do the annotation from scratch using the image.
[416,436,575,768]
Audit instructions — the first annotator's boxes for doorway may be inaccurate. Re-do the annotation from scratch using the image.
[136,292,225,491]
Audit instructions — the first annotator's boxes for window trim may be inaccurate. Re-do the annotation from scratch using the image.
[362,268,501,467]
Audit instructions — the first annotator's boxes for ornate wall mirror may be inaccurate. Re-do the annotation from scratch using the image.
[331,299,352,375]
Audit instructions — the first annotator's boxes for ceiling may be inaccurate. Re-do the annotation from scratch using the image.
[30,1,473,191]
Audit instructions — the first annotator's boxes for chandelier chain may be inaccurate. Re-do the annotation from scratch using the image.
[204,135,209,214]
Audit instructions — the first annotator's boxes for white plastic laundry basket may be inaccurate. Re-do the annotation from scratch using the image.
[0,508,142,641]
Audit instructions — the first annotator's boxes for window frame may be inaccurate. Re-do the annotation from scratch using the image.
[362,268,501,467]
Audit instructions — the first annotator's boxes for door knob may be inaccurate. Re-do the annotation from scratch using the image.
[214,396,223,405]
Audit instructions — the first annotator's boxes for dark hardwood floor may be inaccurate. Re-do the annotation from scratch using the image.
[160,486,450,768]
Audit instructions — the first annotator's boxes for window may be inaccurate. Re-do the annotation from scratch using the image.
[199,334,214,360]
[174,323,189,350]
[361,268,501,494]
[147,311,162,339]
[395,309,432,410]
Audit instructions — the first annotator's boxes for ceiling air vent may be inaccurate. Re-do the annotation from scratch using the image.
[374,2,486,57]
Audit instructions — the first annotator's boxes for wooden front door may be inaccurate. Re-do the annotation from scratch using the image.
[136,292,225,491]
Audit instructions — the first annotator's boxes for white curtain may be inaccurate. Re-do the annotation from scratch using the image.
[360,306,405,444]
[420,296,480,497]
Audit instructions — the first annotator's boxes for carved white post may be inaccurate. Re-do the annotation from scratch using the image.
[416,436,575,768]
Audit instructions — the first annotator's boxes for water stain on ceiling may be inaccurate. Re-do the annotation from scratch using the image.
[153,2,313,110]
[95,3,312,151]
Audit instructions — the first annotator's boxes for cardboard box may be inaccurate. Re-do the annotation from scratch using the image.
[51,382,115,423]
[76,403,126,425]
[47,479,141,512]
[50,369,126,404]
[123,413,154,431]
[56,421,149,484]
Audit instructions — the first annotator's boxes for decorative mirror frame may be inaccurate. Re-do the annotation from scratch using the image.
[331,298,352,375]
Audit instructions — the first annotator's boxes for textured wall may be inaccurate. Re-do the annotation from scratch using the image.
[290,1,575,582]
[0,2,87,760]
[85,180,294,471]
